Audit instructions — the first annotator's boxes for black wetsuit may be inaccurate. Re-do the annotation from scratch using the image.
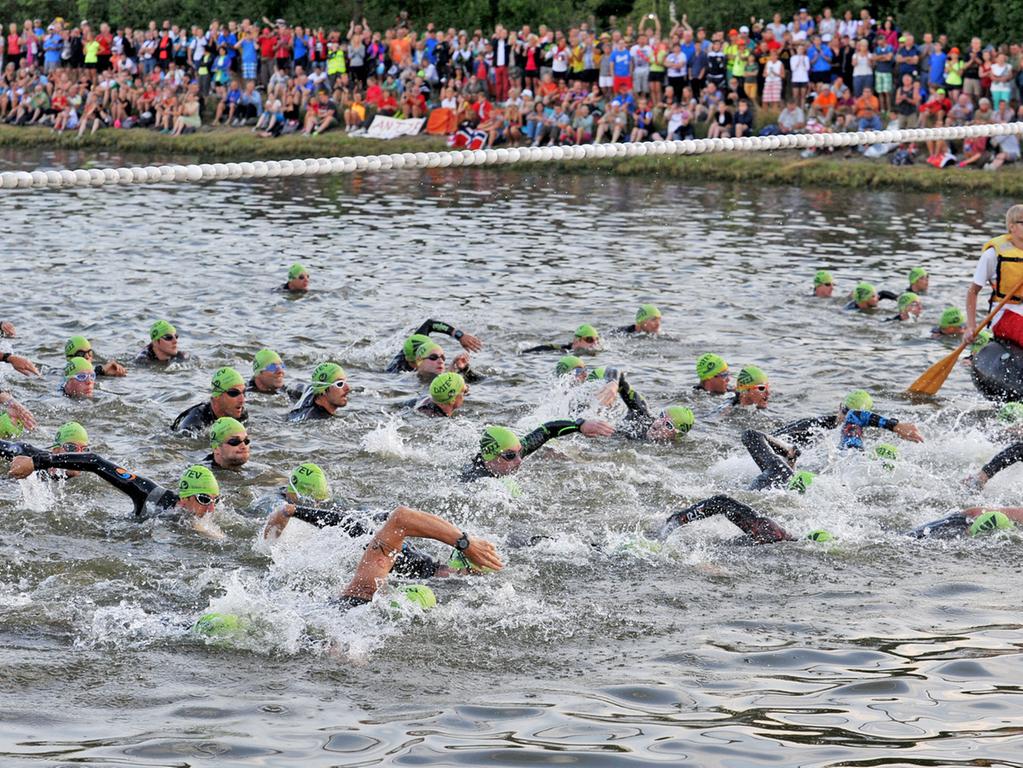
[415,399,449,417]
[522,340,573,354]
[287,396,334,422]
[385,319,467,373]
[171,402,249,433]
[0,441,178,518]
[659,494,795,544]
[908,513,972,539]
[845,290,898,310]
[461,419,588,481]
[979,441,1023,482]
[742,429,797,489]
[134,344,189,365]
[615,374,655,440]
[613,324,638,335]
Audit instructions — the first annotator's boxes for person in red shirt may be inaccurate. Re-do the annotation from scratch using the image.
[258,26,277,85]
[364,76,383,107]
[274,22,292,74]
[471,91,492,122]
[96,22,113,74]
[7,22,23,69]
[376,88,397,116]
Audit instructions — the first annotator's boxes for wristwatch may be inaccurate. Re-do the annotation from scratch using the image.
[455,532,470,551]
[453,329,464,341]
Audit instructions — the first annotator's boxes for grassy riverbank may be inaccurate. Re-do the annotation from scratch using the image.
[3,124,1023,196]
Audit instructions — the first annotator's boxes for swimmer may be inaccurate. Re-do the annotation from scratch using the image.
[259,462,453,580]
[0,320,15,337]
[965,407,1023,488]
[0,422,90,479]
[715,365,771,414]
[412,341,483,385]
[288,362,350,422]
[694,353,731,396]
[171,367,248,433]
[659,495,797,543]
[414,372,467,417]
[283,263,309,292]
[931,307,965,337]
[136,320,189,365]
[886,292,923,322]
[813,270,834,298]
[461,418,615,481]
[523,324,601,354]
[248,348,303,398]
[5,449,225,538]
[205,417,251,470]
[613,373,695,442]
[846,282,880,311]
[0,350,40,377]
[614,304,662,335]
[385,319,483,373]
[62,358,95,399]
[769,389,924,452]
[64,335,126,377]
[908,266,929,294]
[910,507,1022,538]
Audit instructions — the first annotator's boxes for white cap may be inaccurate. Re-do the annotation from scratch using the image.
[739,25,749,34]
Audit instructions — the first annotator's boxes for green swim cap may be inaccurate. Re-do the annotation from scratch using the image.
[574,324,599,340]
[252,348,282,374]
[806,529,834,542]
[843,389,873,412]
[556,355,585,376]
[939,307,965,329]
[64,335,91,359]
[873,443,899,465]
[210,417,246,449]
[998,401,1023,424]
[787,470,815,493]
[287,262,307,280]
[897,292,920,312]
[447,549,496,573]
[193,612,246,637]
[402,334,432,362]
[501,476,523,497]
[661,406,694,438]
[587,366,608,381]
[53,421,89,448]
[430,372,466,405]
[908,266,928,285]
[696,353,728,381]
[178,465,220,499]
[211,367,245,395]
[392,584,437,610]
[288,462,330,501]
[150,320,176,341]
[635,304,661,324]
[970,329,994,355]
[968,510,1015,537]
[0,412,24,439]
[480,425,520,461]
[853,282,877,304]
[736,365,768,391]
[311,362,346,393]
[814,269,833,287]
[414,341,443,362]
[63,357,93,380]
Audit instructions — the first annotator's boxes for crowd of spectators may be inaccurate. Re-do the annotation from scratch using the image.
[0,9,1021,167]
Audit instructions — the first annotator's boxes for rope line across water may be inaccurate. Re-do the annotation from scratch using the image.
[2,122,1021,191]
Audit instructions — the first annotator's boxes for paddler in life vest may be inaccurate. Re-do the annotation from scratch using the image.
[966,204,1023,346]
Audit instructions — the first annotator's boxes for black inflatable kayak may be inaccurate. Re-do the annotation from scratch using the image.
[972,337,1023,401]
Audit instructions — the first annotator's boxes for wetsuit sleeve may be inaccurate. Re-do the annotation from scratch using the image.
[521,343,564,354]
[460,365,485,384]
[908,512,970,539]
[861,411,899,430]
[617,374,649,417]
[290,505,387,537]
[28,451,169,517]
[878,289,899,301]
[772,415,838,446]
[385,351,412,373]
[741,430,794,490]
[413,319,459,338]
[0,440,46,460]
[981,441,1023,480]
[659,494,794,544]
[520,419,584,459]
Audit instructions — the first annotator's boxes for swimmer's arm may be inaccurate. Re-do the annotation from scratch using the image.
[618,374,650,418]
[862,411,924,442]
[27,451,161,514]
[980,441,1023,483]
[878,289,899,301]
[415,319,482,352]
[521,342,562,354]
[772,414,838,445]
[519,420,581,458]
[964,506,1023,523]
[0,440,45,462]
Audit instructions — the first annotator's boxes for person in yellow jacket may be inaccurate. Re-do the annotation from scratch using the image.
[326,39,347,89]
[966,204,1023,346]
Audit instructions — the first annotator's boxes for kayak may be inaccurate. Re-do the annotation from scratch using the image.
[971,337,1023,401]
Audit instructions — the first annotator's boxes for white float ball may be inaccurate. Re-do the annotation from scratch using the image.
[30,171,48,187]
[44,170,62,187]
[60,169,78,186]
[88,168,106,185]
[183,165,201,181]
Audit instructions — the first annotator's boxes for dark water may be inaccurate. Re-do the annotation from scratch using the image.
[2,149,1023,766]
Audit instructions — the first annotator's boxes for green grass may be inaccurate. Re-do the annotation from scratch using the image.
[3,124,1023,196]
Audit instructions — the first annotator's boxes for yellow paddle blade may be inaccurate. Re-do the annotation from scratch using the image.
[907,343,967,396]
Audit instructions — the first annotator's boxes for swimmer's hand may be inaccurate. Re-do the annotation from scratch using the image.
[596,381,618,407]
[9,456,34,479]
[965,470,989,490]
[191,514,226,540]
[450,352,471,373]
[7,355,39,377]
[464,536,503,572]
[893,422,923,443]
[456,332,483,353]
[262,503,295,540]
[0,321,14,337]
[101,360,127,377]
[580,419,615,437]
[1,396,36,430]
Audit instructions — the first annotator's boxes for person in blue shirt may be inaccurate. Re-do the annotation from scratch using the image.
[236,80,262,124]
[610,40,632,93]
[213,80,242,125]
[896,34,920,80]
[293,26,310,71]
[808,35,833,85]
[43,30,63,73]
[236,29,259,82]
[927,42,947,89]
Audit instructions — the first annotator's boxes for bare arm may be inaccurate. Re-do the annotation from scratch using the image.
[341,506,502,601]
[965,282,982,340]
